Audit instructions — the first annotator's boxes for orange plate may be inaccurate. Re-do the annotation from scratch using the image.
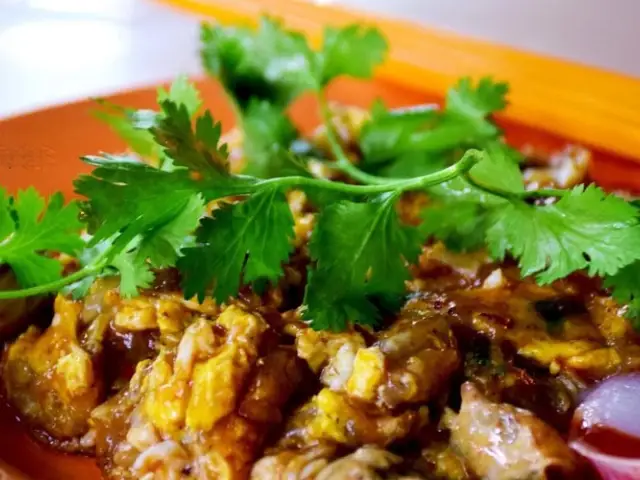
[1,75,640,479]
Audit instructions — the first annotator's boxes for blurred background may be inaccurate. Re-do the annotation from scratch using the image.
[1,0,638,118]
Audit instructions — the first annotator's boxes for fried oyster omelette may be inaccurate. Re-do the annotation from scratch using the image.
[2,107,633,480]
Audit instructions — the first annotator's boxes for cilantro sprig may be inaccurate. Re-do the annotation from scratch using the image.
[0,76,481,314]
[357,77,515,184]
[0,188,84,288]
[200,17,388,183]
[1,17,640,333]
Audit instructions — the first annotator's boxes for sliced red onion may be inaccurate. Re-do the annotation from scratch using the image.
[570,374,640,479]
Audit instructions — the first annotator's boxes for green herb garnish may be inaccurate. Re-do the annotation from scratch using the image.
[1,17,640,334]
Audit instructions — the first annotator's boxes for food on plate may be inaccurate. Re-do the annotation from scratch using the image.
[445,383,578,479]
[2,15,640,480]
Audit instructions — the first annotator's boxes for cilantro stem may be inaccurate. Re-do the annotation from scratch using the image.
[462,172,520,200]
[257,149,482,195]
[522,188,568,199]
[256,175,394,194]
[463,172,568,201]
[317,93,387,186]
[0,265,103,300]
[398,150,482,191]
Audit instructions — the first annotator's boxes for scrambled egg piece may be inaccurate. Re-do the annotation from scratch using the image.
[90,305,306,480]
[295,328,366,374]
[296,304,459,409]
[346,347,386,402]
[287,191,316,248]
[2,278,220,449]
[519,339,622,378]
[2,295,102,446]
[278,388,428,449]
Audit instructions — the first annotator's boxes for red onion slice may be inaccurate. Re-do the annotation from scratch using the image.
[570,374,640,479]
[570,443,640,480]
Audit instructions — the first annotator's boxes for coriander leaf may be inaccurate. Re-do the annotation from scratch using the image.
[241,100,302,178]
[403,119,496,153]
[492,141,525,164]
[0,188,83,287]
[201,17,387,110]
[427,145,521,204]
[310,195,421,294]
[487,185,640,283]
[65,230,170,299]
[446,76,509,120]
[153,101,229,177]
[430,76,507,149]
[150,101,256,196]
[421,163,508,252]
[64,275,96,300]
[77,100,259,285]
[75,155,205,242]
[318,24,388,86]
[427,175,504,205]
[110,250,154,298]
[379,151,449,178]
[179,186,295,302]
[157,74,202,117]
[62,238,112,299]
[421,200,489,252]
[604,262,640,327]
[136,194,205,267]
[359,78,507,170]
[7,255,63,291]
[304,194,421,331]
[200,17,315,109]
[252,17,316,92]
[298,184,359,210]
[0,190,13,240]
[304,269,383,332]
[94,103,160,159]
[468,144,525,194]
[93,74,202,163]
[421,148,511,250]
[98,78,226,175]
[359,100,439,164]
